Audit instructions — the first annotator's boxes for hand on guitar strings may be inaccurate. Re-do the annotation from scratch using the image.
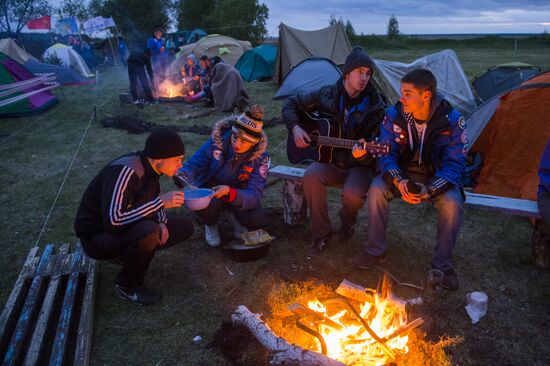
[352,138,368,159]
[292,125,311,148]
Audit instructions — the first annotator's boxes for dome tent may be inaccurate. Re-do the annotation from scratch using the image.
[235,44,277,82]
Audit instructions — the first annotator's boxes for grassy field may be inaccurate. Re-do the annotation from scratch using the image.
[1,38,549,365]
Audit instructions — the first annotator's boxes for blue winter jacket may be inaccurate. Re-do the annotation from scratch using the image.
[178,118,269,210]
[378,96,467,197]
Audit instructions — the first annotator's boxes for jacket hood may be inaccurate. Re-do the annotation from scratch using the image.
[210,116,268,163]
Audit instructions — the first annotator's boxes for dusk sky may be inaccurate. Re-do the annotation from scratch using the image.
[260,0,550,35]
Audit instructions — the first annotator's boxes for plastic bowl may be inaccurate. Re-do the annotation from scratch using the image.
[183,188,214,211]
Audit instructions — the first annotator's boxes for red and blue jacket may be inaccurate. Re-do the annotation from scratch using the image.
[379,96,467,198]
[178,117,269,210]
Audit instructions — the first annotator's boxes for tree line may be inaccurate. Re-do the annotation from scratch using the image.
[0,0,269,45]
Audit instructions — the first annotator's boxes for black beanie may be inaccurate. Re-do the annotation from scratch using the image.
[342,47,374,77]
[143,126,185,159]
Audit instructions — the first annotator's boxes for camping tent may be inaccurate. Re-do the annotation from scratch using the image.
[25,59,94,86]
[42,43,93,77]
[467,71,550,200]
[168,34,251,76]
[372,49,477,117]
[274,23,352,84]
[186,29,207,44]
[274,58,342,100]
[235,44,277,82]
[472,62,540,102]
[0,53,58,117]
[0,38,37,65]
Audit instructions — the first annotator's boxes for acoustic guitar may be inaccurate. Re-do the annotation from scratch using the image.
[287,114,389,164]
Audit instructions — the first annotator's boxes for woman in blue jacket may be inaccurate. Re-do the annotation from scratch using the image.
[175,105,269,246]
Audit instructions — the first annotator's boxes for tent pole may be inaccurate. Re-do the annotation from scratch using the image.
[107,34,118,66]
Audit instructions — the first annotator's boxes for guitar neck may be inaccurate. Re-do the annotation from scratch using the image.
[314,135,361,150]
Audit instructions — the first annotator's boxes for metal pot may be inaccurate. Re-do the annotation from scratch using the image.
[225,240,270,262]
[183,188,215,211]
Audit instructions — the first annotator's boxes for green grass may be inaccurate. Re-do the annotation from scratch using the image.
[1,39,550,365]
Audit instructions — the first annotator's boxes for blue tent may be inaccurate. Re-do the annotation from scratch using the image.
[186,29,207,44]
[25,59,93,86]
[235,44,277,82]
[274,58,341,100]
[472,62,540,102]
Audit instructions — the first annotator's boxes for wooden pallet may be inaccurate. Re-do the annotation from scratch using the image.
[0,244,97,366]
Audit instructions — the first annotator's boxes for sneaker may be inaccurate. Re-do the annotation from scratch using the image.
[431,266,459,290]
[229,213,247,239]
[354,251,387,269]
[107,256,124,266]
[205,224,221,247]
[114,284,161,305]
[307,232,332,258]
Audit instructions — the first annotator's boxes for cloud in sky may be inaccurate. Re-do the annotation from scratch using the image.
[261,0,550,35]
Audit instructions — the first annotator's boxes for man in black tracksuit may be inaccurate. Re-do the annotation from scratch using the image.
[282,47,386,257]
[75,127,194,305]
[127,49,155,102]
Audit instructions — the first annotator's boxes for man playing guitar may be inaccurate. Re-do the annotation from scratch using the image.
[282,47,386,257]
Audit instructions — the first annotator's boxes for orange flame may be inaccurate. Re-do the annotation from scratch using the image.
[306,280,409,365]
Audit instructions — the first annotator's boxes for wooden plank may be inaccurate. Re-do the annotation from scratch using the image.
[269,165,305,181]
[73,251,97,366]
[464,192,540,218]
[0,247,40,357]
[3,245,55,366]
[49,246,83,366]
[23,244,70,366]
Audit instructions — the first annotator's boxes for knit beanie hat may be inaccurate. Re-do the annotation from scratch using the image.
[232,105,264,144]
[144,126,185,159]
[342,47,374,77]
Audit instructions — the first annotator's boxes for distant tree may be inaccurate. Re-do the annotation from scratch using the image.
[56,0,91,21]
[329,14,337,25]
[176,0,215,30]
[387,14,400,40]
[204,0,268,45]
[90,0,171,44]
[0,0,50,38]
[345,19,355,39]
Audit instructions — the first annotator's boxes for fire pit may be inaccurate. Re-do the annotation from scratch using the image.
[232,278,424,366]
[154,79,195,103]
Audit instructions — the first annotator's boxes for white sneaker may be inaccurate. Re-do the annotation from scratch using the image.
[229,213,247,239]
[204,224,221,247]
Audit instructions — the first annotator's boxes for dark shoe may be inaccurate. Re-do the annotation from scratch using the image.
[339,223,355,240]
[114,284,161,305]
[354,251,387,269]
[307,232,332,258]
[107,256,124,266]
[430,265,459,290]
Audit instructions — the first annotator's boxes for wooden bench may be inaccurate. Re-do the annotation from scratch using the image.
[269,165,548,267]
[0,244,97,365]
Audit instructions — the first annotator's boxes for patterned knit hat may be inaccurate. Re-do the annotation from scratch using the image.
[232,105,264,144]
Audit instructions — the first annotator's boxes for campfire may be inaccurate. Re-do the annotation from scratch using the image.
[154,79,194,102]
[232,278,424,366]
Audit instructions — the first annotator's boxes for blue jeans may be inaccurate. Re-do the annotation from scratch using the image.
[364,174,463,270]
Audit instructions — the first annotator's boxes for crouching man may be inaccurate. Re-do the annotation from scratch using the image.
[175,105,269,246]
[354,69,467,290]
[74,127,194,305]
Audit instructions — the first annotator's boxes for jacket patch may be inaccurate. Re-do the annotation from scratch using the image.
[237,166,254,182]
[212,149,222,161]
[458,117,467,130]
[461,130,468,144]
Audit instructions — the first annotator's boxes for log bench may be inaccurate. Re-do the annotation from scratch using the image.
[269,165,548,268]
[0,244,97,365]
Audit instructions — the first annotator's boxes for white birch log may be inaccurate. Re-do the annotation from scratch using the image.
[231,305,346,366]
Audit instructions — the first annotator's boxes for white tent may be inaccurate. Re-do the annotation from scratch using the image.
[373,49,477,116]
[0,38,37,65]
[42,43,93,77]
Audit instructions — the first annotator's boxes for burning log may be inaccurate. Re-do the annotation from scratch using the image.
[287,303,344,330]
[231,305,346,366]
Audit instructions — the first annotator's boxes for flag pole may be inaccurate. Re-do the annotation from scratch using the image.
[107,30,118,66]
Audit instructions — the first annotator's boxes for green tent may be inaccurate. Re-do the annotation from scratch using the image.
[0,53,58,117]
[235,44,277,82]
